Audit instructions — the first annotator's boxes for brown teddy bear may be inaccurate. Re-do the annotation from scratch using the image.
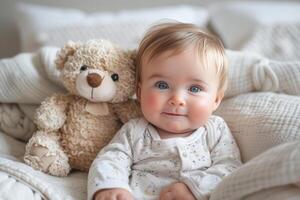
[24,39,141,176]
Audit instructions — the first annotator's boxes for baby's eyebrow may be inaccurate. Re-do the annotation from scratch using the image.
[148,74,167,80]
[191,78,208,86]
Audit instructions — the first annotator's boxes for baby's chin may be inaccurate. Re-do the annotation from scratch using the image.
[156,124,195,136]
[146,117,199,135]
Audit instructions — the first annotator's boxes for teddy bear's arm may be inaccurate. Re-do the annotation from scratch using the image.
[113,99,142,123]
[35,93,72,131]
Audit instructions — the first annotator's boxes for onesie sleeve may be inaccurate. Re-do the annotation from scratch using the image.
[182,117,242,200]
[87,120,136,200]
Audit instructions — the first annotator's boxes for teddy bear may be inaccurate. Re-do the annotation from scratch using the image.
[24,39,141,176]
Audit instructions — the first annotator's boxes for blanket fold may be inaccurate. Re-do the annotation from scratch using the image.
[0,47,65,104]
[0,103,35,142]
[0,157,87,200]
[210,141,300,200]
[225,50,300,98]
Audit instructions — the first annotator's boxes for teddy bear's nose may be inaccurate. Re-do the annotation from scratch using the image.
[87,73,103,88]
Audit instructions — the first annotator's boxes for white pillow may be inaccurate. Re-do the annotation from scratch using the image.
[15,3,208,52]
[241,23,300,61]
[209,1,300,49]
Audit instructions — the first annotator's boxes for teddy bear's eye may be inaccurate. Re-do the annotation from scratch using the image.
[80,65,88,72]
[111,73,119,81]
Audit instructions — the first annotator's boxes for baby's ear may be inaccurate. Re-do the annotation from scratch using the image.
[213,91,224,111]
[55,41,81,70]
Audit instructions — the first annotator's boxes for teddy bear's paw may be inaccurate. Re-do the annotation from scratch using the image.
[47,149,71,177]
[24,145,56,172]
[24,144,71,176]
[35,107,66,131]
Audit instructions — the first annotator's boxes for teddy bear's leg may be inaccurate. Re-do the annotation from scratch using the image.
[24,130,71,176]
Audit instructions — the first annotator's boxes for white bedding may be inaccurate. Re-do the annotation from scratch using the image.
[0,171,43,200]
[0,45,299,199]
[1,2,300,199]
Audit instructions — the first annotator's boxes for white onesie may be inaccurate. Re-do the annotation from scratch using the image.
[88,115,241,200]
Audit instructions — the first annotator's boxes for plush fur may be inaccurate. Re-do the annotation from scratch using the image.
[24,40,141,176]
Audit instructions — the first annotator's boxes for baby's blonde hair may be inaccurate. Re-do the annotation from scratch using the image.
[136,22,228,94]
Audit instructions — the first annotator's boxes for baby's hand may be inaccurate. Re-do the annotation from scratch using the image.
[159,182,196,200]
[93,188,133,200]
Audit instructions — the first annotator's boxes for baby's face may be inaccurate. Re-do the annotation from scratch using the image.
[138,47,222,135]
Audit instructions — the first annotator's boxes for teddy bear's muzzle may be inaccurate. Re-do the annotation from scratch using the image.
[87,73,103,88]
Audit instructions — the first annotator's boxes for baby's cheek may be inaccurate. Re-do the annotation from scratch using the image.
[190,100,211,122]
[143,92,161,110]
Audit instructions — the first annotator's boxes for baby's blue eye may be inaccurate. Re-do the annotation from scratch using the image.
[155,81,169,90]
[189,86,202,93]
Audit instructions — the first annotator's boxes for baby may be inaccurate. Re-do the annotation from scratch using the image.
[88,22,241,200]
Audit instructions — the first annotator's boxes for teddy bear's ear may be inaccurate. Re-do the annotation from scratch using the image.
[127,49,137,62]
[124,49,137,69]
[55,41,81,70]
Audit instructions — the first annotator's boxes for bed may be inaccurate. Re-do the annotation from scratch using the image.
[0,1,300,199]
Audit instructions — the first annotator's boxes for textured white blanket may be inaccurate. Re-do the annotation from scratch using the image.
[211,140,300,200]
[0,46,65,104]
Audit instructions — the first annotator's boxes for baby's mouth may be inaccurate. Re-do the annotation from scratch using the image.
[162,112,187,116]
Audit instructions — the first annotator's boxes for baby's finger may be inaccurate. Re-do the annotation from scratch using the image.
[116,195,131,200]
[95,194,116,200]
[159,191,174,200]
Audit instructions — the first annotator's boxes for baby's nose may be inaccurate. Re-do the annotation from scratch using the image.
[87,73,103,88]
[168,95,186,107]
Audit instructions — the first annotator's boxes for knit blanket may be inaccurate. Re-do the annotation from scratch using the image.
[0,46,299,199]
